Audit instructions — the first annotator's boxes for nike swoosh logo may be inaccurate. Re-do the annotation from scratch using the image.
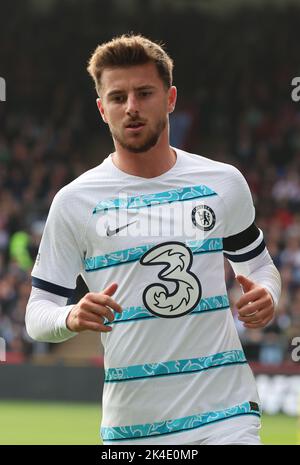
[106,220,137,237]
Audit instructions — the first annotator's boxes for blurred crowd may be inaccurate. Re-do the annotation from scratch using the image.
[0,1,300,363]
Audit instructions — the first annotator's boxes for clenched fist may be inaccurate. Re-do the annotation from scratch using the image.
[66,282,122,333]
[235,275,275,329]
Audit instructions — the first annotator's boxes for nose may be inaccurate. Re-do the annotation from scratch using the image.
[126,93,139,116]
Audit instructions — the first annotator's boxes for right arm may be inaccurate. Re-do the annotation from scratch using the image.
[26,283,122,343]
[25,187,122,343]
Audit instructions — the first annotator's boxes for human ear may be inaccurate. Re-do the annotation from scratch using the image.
[168,86,177,113]
[96,98,108,123]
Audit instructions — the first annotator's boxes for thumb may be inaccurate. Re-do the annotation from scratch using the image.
[101,282,118,296]
[236,275,255,292]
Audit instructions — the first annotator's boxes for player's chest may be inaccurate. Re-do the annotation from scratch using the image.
[84,187,225,258]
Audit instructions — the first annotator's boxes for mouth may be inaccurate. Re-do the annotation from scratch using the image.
[125,121,146,131]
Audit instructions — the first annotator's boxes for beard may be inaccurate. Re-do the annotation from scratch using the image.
[111,117,167,154]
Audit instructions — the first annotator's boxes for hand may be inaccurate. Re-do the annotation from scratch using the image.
[66,282,122,333]
[235,275,274,329]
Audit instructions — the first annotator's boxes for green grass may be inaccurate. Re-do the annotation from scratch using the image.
[0,401,298,445]
[261,414,298,445]
[0,401,102,445]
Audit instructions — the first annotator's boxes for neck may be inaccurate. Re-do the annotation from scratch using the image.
[112,130,176,178]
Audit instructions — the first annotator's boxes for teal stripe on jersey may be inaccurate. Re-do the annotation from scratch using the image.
[104,349,247,383]
[93,185,217,214]
[101,401,260,441]
[84,238,223,271]
[106,294,229,325]
[188,238,223,254]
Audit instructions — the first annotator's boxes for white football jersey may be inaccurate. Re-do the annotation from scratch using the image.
[32,148,263,444]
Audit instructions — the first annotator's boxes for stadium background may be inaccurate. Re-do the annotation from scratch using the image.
[0,0,299,445]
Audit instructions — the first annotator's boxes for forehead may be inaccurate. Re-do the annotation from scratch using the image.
[100,62,164,96]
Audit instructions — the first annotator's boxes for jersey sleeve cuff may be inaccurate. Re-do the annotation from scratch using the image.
[55,305,79,339]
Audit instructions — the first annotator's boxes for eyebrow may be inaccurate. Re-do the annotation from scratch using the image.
[107,85,156,98]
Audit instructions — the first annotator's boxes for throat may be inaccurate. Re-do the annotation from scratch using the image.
[112,148,177,179]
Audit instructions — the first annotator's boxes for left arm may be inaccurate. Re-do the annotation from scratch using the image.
[221,165,281,329]
[225,236,281,328]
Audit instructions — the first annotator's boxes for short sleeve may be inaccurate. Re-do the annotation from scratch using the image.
[222,166,255,239]
[31,188,85,297]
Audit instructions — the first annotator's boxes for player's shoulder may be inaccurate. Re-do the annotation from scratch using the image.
[180,148,245,180]
[51,158,109,204]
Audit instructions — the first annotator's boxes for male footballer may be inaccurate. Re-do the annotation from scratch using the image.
[26,34,281,445]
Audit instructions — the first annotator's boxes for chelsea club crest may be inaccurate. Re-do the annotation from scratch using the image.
[192,205,216,231]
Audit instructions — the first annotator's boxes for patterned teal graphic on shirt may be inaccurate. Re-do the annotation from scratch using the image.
[105,349,247,383]
[106,294,229,325]
[84,238,223,271]
[101,401,261,441]
[93,185,217,214]
[187,238,222,254]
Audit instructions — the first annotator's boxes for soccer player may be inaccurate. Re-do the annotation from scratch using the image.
[25,34,281,445]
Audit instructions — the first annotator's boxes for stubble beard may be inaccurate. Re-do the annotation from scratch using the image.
[111,117,167,154]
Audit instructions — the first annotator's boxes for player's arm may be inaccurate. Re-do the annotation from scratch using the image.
[25,187,121,342]
[66,282,122,333]
[224,224,281,328]
[26,283,122,342]
[222,166,281,329]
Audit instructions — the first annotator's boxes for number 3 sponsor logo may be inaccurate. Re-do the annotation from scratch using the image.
[140,241,201,318]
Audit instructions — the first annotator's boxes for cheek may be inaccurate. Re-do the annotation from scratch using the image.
[149,101,167,119]
[106,111,124,135]
[158,98,169,115]
[104,109,118,126]
[101,101,120,120]
[110,105,124,119]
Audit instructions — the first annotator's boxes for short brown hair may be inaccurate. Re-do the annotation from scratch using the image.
[87,34,173,96]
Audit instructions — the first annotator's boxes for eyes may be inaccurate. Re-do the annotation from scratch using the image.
[139,90,153,98]
[110,90,153,104]
[111,95,126,104]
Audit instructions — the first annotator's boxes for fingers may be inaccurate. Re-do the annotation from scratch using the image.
[238,304,274,328]
[81,299,115,322]
[236,284,274,329]
[236,275,255,293]
[238,294,272,319]
[66,306,113,333]
[102,282,118,297]
[239,308,267,323]
[80,292,122,327]
[243,310,274,329]
[66,287,122,333]
[89,292,122,314]
[238,298,274,329]
[236,287,267,311]
[85,322,112,333]
[75,310,113,333]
